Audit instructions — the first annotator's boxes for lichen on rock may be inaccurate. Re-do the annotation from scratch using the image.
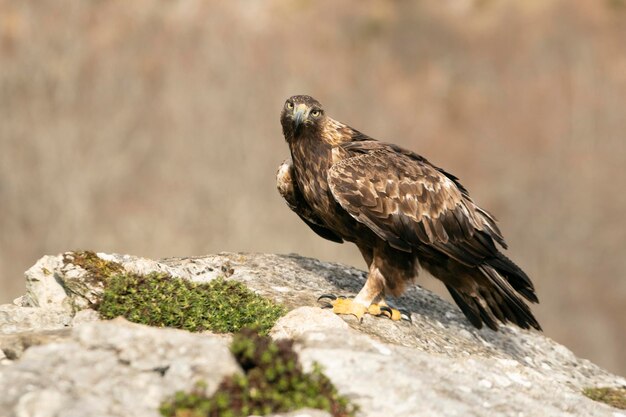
[583,386,626,410]
[61,250,125,310]
[62,250,125,285]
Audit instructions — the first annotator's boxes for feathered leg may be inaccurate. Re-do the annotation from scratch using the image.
[318,245,410,321]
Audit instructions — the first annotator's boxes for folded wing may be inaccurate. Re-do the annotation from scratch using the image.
[328,141,537,306]
[277,158,344,243]
[328,142,502,255]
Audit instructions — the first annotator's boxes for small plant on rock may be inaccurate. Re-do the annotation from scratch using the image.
[98,273,285,335]
[160,329,357,417]
[63,250,125,286]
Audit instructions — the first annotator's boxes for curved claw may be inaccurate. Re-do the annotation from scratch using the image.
[317,294,337,302]
[399,308,412,322]
[379,305,393,318]
[320,302,334,309]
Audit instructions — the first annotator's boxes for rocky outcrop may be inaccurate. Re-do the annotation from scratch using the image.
[0,318,238,417]
[1,252,625,417]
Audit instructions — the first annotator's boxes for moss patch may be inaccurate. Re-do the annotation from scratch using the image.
[160,329,357,417]
[583,386,626,409]
[98,272,285,335]
[61,251,127,310]
[62,250,124,286]
[61,250,284,334]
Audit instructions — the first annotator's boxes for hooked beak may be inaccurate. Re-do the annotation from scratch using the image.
[292,104,308,134]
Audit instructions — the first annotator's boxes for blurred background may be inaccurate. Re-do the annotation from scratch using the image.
[0,0,624,374]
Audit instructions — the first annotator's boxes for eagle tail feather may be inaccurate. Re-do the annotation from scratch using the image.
[446,284,485,329]
[481,265,542,330]
[486,253,539,303]
[445,265,542,331]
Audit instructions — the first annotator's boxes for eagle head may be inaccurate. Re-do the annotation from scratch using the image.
[280,95,325,140]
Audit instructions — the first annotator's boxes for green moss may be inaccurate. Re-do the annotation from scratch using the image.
[583,386,626,409]
[98,273,285,335]
[160,329,357,417]
[63,250,124,286]
[61,250,284,334]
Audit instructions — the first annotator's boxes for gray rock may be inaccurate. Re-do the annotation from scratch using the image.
[0,318,239,417]
[0,328,72,360]
[0,305,71,335]
[0,348,10,366]
[274,307,625,417]
[1,252,625,417]
[70,309,100,326]
[262,410,331,417]
[22,255,69,310]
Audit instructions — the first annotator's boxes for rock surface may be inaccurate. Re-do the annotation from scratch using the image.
[0,318,238,417]
[0,252,625,417]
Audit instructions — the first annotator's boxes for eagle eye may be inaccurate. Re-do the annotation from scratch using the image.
[285,101,294,110]
[311,109,322,118]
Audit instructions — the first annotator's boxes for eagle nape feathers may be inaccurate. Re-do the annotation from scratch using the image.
[276,95,540,331]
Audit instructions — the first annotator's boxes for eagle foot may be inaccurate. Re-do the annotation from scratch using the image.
[367,304,410,322]
[320,297,368,321]
[317,295,410,322]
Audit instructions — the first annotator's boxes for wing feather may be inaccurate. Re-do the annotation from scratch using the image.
[327,142,505,264]
[277,159,344,243]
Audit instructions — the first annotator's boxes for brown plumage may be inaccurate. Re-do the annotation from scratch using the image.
[277,95,540,331]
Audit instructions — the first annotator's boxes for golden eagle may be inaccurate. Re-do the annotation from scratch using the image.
[277,95,540,330]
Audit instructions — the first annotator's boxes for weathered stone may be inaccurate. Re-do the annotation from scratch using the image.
[22,255,68,310]
[0,252,625,417]
[0,328,72,360]
[0,304,71,335]
[0,318,239,417]
[71,308,100,326]
[270,306,349,340]
[273,307,625,417]
[262,410,331,417]
[0,349,10,366]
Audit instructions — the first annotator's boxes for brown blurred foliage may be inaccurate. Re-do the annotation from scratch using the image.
[0,0,624,374]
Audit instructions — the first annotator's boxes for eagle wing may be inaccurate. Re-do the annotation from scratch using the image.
[328,141,539,329]
[328,141,538,329]
[277,158,344,243]
[327,141,507,265]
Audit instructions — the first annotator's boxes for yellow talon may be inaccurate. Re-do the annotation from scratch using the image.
[330,298,368,320]
[388,308,403,321]
[368,304,403,321]
[319,295,406,321]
